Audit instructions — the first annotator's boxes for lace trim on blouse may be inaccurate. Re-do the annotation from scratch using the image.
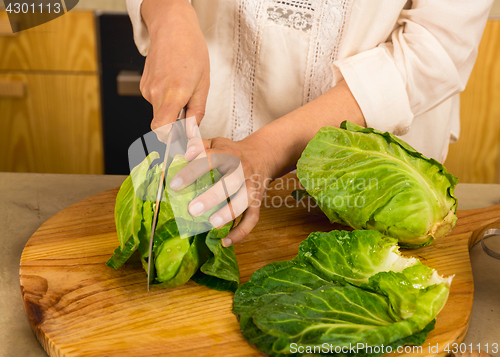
[266,1,315,34]
[230,0,353,140]
[304,0,353,104]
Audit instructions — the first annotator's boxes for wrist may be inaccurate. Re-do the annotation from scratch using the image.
[141,0,195,37]
[242,131,291,180]
[244,80,366,178]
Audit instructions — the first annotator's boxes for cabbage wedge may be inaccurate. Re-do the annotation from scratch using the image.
[296,121,458,247]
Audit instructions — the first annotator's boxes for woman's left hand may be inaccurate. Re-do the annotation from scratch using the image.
[169,79,366,247]
[169,134,279,247]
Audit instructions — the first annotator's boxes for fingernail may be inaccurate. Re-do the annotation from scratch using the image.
[189,202,204,216]
[222,238,232,247]
[170,177,183,190]
[186,145,196,154]
[210,215,223,228]
[192,125,199,138]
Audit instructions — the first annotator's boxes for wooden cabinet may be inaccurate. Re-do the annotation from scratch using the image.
[0,10,97,72]
[444,20,500,183]
[0,73,103,173]
[0,10,104,174]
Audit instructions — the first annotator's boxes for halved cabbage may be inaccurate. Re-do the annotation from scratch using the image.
[296,121,458,247]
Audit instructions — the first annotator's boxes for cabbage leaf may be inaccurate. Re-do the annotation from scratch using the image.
[233,230,451,356]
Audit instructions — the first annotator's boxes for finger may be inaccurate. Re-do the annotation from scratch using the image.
[174,149,241,191]
[185,138,211,161]
[139,61,152,103]
[185,116,200,140]
[171,154,212,191]
[150,87,190,130]
[152,122,174,144]
[187,167,246,217]
[211,153,242,175]
[192,150,241,175]
[222,204,260,247]
[209,180,250,228]
[151,100,187,131]
[185,72,209,125]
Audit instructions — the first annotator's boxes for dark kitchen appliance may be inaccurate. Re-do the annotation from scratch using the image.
[97,12,153,174]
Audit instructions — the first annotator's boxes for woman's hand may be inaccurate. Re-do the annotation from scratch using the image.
[170,134,280,247]
[170,80,365,246]
[141,0,209,130]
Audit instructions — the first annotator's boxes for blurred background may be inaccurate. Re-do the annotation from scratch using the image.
[0,0,499,180]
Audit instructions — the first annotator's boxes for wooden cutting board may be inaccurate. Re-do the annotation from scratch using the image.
[19,174,500,357]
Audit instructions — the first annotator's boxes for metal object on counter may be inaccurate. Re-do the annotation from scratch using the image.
[480,228,500,260]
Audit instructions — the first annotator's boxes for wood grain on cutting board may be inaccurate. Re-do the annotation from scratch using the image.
[19,175,500,357]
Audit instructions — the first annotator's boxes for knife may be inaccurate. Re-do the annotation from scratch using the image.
[147,107,187,291]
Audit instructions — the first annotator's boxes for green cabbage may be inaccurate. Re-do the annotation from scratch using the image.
[233,230,452,357]
[106,152,239,292]
[296,121,458,247]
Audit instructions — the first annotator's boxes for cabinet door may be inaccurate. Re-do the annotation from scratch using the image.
[444,20,500,183]
[0,73,104,174]
[0,10,97,72]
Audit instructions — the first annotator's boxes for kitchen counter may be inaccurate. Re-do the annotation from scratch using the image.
[0,172,499,357]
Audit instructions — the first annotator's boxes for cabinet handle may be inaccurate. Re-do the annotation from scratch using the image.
[116,70,142,97]
[0,80,26,98]
[0,18,18,36]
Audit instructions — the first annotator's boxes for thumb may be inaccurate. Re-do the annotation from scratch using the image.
[185,138,212,161]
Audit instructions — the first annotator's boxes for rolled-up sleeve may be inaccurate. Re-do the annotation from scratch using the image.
[126,0,150,56]
[335,0,493,135]
[126,0,193,56]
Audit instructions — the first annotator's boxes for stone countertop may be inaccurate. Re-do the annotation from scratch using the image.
[0,173,127,357]
[1,172,499,356]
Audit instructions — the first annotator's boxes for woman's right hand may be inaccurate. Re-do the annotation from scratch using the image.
[141,0,210,132]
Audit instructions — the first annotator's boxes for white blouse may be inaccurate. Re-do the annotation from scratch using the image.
[127,0,492,162]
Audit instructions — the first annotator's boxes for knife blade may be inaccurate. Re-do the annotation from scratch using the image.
[147,107,187,291]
